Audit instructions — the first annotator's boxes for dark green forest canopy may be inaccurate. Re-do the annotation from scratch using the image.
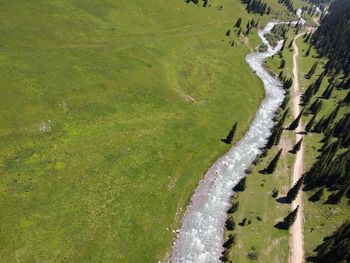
[309,222,350,262]
[303,0,350,203]
[312,0,350,75]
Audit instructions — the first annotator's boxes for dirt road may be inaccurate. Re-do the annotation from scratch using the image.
[290,33,305,263]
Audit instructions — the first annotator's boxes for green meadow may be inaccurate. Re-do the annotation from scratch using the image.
[294,37,350,259]
[0,0,304,262]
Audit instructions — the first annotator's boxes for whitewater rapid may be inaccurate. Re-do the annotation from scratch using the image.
[170,22,288,263]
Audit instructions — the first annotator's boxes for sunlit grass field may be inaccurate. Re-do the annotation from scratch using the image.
[0,0,308,261]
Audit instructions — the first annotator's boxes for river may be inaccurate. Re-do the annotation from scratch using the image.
[171,20,296,263]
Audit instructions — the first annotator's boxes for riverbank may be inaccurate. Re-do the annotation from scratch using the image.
[172,21,292,262]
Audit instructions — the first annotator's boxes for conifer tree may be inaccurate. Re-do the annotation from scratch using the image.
[313,116,325,133]
[322,84,335,99]
[291,138,303,154]
[263,149,282,174]
[343,90,350,104]
[277,206,299,229]
[305,114,317,133]
[312,73,325,95]
[235,18,242,28]
[227,202,239,214]
[280,59,286,69]
[223,234,236,248]
[304,32,311,43]
[328,184,350,204]
[305,45,311,57]
[222,122,237,144]
[225,217,235,230]
[312,222,350,262]
[280,39,286,51]
[266,109,288,148]
[305,61,318,79]
[302,84,315,106]
[234,177,246,192]
[288,38,294,49]
[288,110,303,130]
[309,188,324,202]
[280,94,289,110]
[286,176,304,202]
[308,99,323,115]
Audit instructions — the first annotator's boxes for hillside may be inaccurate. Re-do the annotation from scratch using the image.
[0,0,300,262]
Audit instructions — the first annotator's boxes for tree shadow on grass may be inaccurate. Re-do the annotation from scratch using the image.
[276,196,291,204]
[274,221,288,230]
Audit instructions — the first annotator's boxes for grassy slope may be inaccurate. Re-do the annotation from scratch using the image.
[227,26,300,263]
[226,134,295,262]
[0,0,299,262]
[225,6,335,260]
[294,37,350,259]
[266,20,350,259]
[225,7,314,262]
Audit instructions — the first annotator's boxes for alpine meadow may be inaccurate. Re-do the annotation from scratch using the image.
[1,0,349,263]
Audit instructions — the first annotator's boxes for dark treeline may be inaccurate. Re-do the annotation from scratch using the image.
[307,222,350,262]
[241,0,271,16]
[301,0,350,205]
[304,127,350,204]
[312,0,350,76]
[277,0,294,13]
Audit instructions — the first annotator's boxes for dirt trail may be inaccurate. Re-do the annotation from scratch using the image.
[290,33,305,263]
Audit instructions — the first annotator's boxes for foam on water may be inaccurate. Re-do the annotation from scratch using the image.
[171,19,300,263]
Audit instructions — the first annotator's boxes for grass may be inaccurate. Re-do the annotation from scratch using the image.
[221,4,328,262]
[0,0,303,262]
[225,131,296,263]
[294,36,350,260]
[267,19,350,261]
[223,25,304,263]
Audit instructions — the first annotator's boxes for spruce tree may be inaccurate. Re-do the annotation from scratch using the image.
[223,234,236,249]
[305,61,318,79]
[302,84,315,105]
[313,116,325,133]
[291,138,303,154]
[263,149,282,174]
[266,109,289,148]
[281,206,299,229]
[280,59,286,69]
[227,202,239,214]
[308,99,323,115]
[226,217,235,230]
[305,114,317,133]
[305,45,311,56]
[288,110,303,130]
[288,38,294,49]
[328,184,350,204]
[281,39,286,51]
[322,84,335,99]
[309,188,324,202]
[304,32,311,43]
[286,176,304,202]
[222,122,237,144]
[312,73,325,95]
[234,177,246,192]
[235,18,242,28]
[343,90,350,104]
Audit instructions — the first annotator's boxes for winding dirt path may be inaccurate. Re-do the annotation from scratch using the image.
[290,33,305,263]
